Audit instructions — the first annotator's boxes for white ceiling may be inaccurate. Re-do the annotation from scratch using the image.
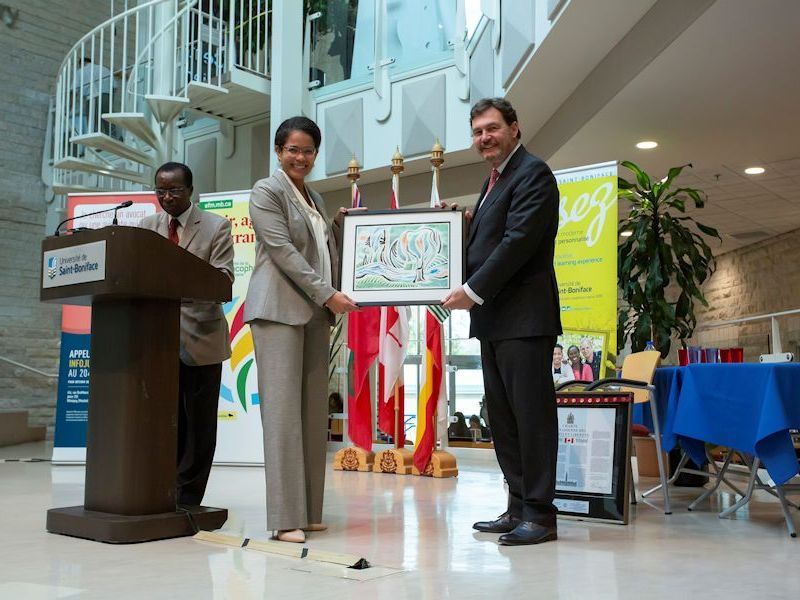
[547,0,800,254]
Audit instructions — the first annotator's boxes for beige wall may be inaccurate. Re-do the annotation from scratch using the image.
[0,1,114,432]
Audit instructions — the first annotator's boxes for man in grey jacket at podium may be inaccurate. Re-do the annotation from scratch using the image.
[139,162,234,506]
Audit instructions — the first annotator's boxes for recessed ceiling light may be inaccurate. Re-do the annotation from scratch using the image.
[636,141,658,150]
[620,231,633,237]
[744,167,765,175]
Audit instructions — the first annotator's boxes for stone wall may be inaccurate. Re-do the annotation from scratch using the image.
[689,228,800,362]
[0,1,111,432]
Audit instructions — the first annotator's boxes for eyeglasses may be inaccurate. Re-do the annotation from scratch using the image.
[155,187,187,198]
[281,146,317,158]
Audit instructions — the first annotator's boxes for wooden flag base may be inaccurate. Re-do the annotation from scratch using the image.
[412,450,458,478]
[372,447,414,475]
[333,446,374,472]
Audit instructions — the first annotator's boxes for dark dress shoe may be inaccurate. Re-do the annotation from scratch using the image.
[473,512,521,533]
[498,521,557,545]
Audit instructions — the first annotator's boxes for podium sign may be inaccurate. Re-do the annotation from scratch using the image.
[43,240,106,289]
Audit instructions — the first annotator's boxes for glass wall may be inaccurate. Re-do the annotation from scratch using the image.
[307,0,485,93]
[383,306,488,448]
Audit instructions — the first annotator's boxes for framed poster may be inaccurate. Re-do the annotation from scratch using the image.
[554,392,633,524]
[558,329,610,381]
[339,208,465,305]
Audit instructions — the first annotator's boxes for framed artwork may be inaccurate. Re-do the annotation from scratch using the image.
[554,392,633,524]
[339,208,465,306]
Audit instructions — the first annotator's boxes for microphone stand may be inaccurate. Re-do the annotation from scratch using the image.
[54,200,134,236]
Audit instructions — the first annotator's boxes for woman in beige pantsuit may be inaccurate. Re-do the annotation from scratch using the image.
[244,117,358,543]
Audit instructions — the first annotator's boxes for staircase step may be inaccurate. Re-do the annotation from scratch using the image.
[145,94,191,125]
[52,183,114,195]
[55,157,150,185]
[186,81,229,107]
[101,112,160,149]
[69,133,154,166]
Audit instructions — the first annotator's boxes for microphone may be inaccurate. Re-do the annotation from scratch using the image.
[54,200,134,236]
[112,200,134,226]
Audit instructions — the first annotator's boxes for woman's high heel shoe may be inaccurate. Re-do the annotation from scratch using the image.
[275,528,305,543]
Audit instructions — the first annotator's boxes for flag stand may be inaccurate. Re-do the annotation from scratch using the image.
[411,448,458,478]
[334,156,375,473]
[373,382,414,474]
[333,446,374,471]
[411,140,458,479]
[373,149,414,475]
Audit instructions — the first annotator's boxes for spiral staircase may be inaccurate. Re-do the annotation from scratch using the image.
[48,0,271,196]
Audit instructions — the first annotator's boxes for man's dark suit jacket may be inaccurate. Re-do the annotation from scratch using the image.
[466,145,562,341]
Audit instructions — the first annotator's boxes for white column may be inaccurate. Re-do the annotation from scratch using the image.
[269,0,304,174]
[153,0,176,96]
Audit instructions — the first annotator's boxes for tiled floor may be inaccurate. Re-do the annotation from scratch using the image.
[1,441,799,599]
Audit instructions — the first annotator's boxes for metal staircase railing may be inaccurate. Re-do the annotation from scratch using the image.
[51,0,271,195]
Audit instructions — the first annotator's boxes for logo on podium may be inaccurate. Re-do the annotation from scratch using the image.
[47,256,59,279]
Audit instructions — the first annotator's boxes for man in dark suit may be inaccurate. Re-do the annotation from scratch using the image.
[443,98,562,545]
[139,162,234,506]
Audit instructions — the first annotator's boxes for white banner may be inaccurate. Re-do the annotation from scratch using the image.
[199,190,264,465]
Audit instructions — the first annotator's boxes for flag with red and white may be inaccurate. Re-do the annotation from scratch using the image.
[377,170,410,445]
[346,178,380,451]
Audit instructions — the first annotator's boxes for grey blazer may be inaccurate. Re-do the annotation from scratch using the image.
[139,203,235,366]
[244,172,340,327]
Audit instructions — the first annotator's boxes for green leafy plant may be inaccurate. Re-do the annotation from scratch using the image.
[617,161,720,357]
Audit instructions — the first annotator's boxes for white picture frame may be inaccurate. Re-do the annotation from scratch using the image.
[339,208,465,306]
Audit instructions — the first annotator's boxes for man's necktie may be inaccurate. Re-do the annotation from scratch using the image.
[168,218,179,244]
[475,168,500,216]
[485,168,500,197]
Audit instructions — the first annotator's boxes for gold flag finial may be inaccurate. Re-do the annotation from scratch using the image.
[347,154,361,183]
[430,139,444,169]
[391,147,404,176]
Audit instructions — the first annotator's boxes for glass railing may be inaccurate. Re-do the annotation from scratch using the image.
[307,0,482,94]
[308,0,372,90]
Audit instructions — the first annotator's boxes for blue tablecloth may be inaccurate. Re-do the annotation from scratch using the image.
[633,363,800,485]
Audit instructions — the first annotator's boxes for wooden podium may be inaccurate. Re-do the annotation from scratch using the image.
[41,226,231,543]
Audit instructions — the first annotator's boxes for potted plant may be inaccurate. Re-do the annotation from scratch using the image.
[617,161,720,357]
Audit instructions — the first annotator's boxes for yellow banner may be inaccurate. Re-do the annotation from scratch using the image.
[554,162,618,379]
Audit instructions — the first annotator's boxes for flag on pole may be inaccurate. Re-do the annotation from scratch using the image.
[346,179,380,451]
[377,171,410,445]
[389,170,399,209]
[352,180,363,208]
[429,165,440,208]
[413,167,450,472]
[413,307,448,473]
[347,307,380,451]
[377,304,409,445]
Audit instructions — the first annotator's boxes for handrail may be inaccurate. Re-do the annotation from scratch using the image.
[124,0,199,99]
[51,0,271,195]
[696,308,800,354]
[0,356,58,380]
[57,0,173,75]
[698,308,800,328]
